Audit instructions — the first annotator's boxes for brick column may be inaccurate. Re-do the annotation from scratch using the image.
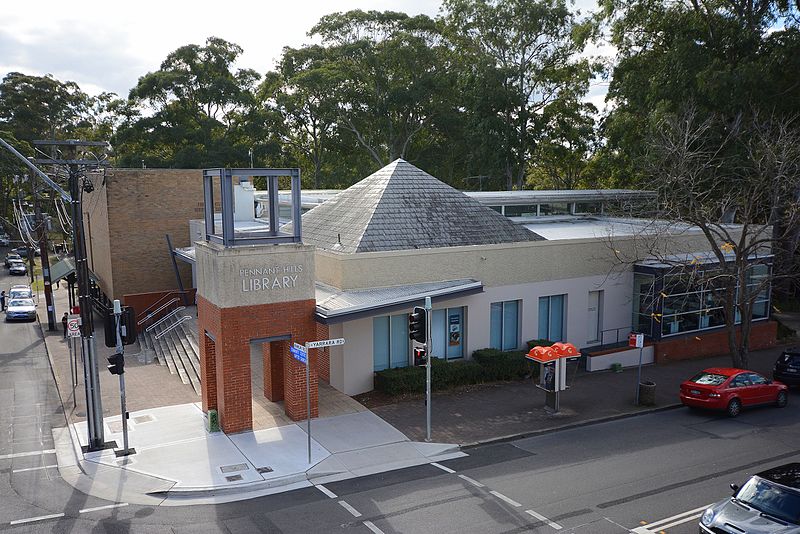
[284,342,319,421]
[215,340,253,434]
[263,341,285,401]
[200,333,217,412]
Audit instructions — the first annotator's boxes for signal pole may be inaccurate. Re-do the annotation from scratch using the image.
[33,177,56,330]
[425,296,432,442]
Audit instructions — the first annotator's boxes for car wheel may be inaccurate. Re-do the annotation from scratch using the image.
[727,398,742,417]
[776,391,788,408]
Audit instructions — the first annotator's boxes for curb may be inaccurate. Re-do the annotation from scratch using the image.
[460,403,684,449]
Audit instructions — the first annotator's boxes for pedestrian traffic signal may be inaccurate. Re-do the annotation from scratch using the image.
[409,306,427,343]
[414,347,427,366]
[107,352,125,375]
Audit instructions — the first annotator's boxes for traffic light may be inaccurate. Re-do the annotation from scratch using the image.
[409,306,427,343]
[107,352,125,375]
[104,306,138,348]
[414,347,427,366]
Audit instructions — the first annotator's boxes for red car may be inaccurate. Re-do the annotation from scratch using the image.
[680,367,789,417]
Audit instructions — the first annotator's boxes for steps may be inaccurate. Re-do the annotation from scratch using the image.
[142,312,201,396]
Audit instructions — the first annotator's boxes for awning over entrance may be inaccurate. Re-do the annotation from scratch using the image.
[173,246,195,265]
[48,256,99,284]
[315,279,483,324]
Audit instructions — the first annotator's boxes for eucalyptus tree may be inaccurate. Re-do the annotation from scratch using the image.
[442,0,598,190]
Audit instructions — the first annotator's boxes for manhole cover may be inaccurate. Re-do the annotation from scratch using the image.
[225,474,243,482]
[256,466,273,474]
[133,415,155,424]
[219,463,249,474]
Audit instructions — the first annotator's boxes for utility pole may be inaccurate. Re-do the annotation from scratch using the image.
[33,139,111,452]
[33,178,56,330]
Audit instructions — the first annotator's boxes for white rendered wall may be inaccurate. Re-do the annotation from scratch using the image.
[330,271,634,396]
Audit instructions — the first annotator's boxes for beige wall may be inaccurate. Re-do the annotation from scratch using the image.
[103,169,202,299]
[315,232,714,291]
[82,181,113,298]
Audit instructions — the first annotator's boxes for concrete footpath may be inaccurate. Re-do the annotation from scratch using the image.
[37,287,463,506]
[371,344,796,446]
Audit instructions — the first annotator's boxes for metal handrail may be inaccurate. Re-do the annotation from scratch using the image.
[154,315,192,340]
[145,306,186,333]
[138,290,189,321]
[138,298,180,327]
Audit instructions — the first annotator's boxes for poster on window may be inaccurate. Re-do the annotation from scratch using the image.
[448,314,461,346]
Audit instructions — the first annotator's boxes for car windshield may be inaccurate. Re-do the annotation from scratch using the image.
[736,477,800,523]
[690,372,728,386]
[8,299,33,307]
[11,291,32,298]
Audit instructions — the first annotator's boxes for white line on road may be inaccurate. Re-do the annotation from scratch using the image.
[525,509,562,530]
[315,484,338,499]
[458,474,485,487]
[630,504,711,533]
[431,462,456,473]
[363,520,385,533]
[12,464,58,473]
[0,449,56,461]
[79,503,129,513]
[9,513,64,525]
[339,500,362,518]
[490,490,522,507]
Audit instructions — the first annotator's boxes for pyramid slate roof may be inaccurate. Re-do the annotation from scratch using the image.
[292,159,543,253]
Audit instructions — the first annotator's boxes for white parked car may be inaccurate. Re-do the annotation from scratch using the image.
[5,298,36,321]
[8,259,27,276]
[9,285,33,299]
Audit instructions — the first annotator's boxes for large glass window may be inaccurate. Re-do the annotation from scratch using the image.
[504,205,537,217]
[633,273,656,336]
[539,203,570,216]
[431,307,466,359]
[373,314,409,371]
[539,295,565,341]
[490,301,520,350]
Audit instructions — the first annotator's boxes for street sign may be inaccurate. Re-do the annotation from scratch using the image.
[289,345,307,364]
[67,314,81,338]
[306,338,345,349]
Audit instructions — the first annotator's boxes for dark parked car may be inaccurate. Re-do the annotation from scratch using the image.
[679,368,789,417]
[13,246,39,258]
[700,463,800,533]
[774,348,800,387]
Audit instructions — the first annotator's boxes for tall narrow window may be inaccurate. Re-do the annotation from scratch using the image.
[539,295,566,341]
[372,313,409,371]
[490,300,520,350]
[431,307,466,360]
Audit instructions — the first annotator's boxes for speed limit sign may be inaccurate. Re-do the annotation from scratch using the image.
[67,315,81,338]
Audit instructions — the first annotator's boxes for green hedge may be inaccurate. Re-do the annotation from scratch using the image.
[374,348,534,396]
[526,339,554,349]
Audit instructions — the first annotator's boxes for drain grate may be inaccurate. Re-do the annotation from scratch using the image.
[133,414,155,424]
[256,466,273,474]
[219,463,249,474]
[225,474,243,482]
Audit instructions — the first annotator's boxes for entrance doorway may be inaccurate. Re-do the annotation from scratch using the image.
[587,290,603,344]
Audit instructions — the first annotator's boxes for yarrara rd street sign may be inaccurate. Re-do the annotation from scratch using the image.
[306,338,345,349]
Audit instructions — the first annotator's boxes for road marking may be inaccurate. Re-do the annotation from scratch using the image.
[9,513,64,525]
[525,509,562,530]
[79,503,129,513]
[316,484,338,499]
[431,462,456,473]
[458,474,485,487]
[12,464,58,473]
[363,520,385,533]
[630,504,711,533]
[0,449,56,460]
[490,490,522,507]
[339,500,362,518]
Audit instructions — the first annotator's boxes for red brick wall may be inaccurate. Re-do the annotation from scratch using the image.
[198,295,320,433]
[262,341,285,401]
[315,322,330,382]
[654,321,778,364]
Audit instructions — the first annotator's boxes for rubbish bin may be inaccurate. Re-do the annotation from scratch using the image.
[638,381,656,406]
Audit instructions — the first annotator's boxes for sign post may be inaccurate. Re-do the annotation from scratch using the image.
[291,343,311,464]
[424,297,432,442]
[67,315,81,409]
[630,333,645,405]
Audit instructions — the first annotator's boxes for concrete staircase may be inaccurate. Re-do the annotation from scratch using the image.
[141,310,201,396]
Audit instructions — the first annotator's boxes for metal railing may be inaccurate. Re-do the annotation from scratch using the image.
[137,297,181,330]
[154,315,193,340]
[137,290,190,322]
[596,326,634,350]
[144,306,186,334]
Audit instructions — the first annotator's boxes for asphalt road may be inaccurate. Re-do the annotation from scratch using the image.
[1,262,799,533]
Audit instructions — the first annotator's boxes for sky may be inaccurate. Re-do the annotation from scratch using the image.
[0,0,612,111]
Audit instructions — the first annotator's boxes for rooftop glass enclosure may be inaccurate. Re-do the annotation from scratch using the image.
[203,168,302,246]
[633,253,772,340]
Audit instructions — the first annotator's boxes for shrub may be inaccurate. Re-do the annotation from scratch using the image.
[472,348,531,381]
[526,339,554,350]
